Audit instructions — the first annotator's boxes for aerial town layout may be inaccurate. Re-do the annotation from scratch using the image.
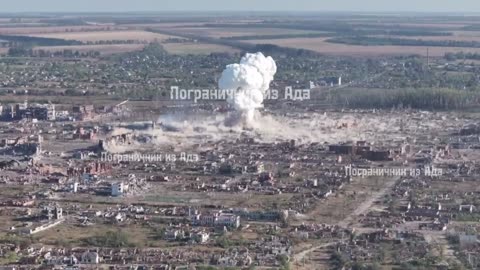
[0,10,480,270]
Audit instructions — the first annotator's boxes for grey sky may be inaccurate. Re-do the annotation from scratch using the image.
[2,0,480,13]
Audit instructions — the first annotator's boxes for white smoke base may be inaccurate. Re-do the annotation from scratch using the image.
[105,111,463,154]
[218,52,277,126]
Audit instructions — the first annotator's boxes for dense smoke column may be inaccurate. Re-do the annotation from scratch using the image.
[218,52,277,126]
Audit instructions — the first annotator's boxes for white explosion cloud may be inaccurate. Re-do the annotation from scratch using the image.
[218,52,277,125]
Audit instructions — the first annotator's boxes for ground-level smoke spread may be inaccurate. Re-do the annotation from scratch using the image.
[218,52,277,126]
[104,110,457,153]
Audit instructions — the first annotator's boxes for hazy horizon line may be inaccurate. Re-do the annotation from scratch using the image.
[1,10,480,16]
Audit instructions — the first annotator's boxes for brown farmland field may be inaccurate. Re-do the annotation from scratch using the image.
[242,37,480,57]
[26,30,175,42]
[163,42,239,54]
[166,26,321,38]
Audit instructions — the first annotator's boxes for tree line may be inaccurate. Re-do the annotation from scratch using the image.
[445,51,480,61]
[328,36,480,48]
[332,88,480,110]
[0,34,82,47]
[202,23,452,37]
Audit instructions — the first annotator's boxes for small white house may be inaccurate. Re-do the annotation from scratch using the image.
[194,231,210,243]
[81,251,100,264]
[111,182,125,197]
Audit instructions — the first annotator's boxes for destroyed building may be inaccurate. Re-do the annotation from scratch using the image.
[0,102,55,121]
[72,105,95,120]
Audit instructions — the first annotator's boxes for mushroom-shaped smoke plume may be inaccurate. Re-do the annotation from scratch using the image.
[218,52,277,126]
